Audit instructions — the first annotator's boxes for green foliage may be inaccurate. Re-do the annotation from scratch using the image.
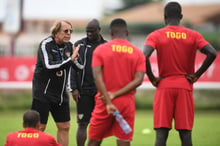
[0,89,220,111]
[0,90,76,111]
[135,89,154,109]
[193,90,220,110]
[128,23,165,34]
[200,31,220,51]
[101,23,165,35]
[101,21,220,51]
[119,0,153,10]
[0,90,32,111]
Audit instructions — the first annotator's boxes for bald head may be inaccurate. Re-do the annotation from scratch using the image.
[110,18,128,39]
[86,19,101,41]
[87,19,100,29]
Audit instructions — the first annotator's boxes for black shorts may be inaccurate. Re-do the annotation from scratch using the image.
[76,89,96,123]
[31,98,70,124]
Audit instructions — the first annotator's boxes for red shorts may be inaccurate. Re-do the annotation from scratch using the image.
[153,88,194,130]
[88,95,135,141]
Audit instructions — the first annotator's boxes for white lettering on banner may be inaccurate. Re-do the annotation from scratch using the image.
[15,65,29,81]
[0,68,9,81]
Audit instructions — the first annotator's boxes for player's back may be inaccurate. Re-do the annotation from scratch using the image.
[145,25,209,89]
[150,25,209,77]
[5,128,61,146]
[93,38,145,94]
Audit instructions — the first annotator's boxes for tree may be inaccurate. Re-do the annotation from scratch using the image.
[119,0,153,10]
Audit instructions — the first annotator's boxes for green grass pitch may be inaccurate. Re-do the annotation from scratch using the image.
[1,110,220,146]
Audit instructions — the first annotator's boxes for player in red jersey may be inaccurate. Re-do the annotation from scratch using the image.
[143,2,216,146]
[87,18,146,146]
[5,110,61,146]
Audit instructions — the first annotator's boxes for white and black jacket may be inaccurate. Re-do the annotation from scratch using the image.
[69,36,107,92]
[32,36,84,105]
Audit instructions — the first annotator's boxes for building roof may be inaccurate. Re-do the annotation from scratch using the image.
[102,2,220,26]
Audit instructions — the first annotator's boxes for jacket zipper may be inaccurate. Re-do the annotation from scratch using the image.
[59,69,66,106]
[44,79,51,94]
[81,47,88,86]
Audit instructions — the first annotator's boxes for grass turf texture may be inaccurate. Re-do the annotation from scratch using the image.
[1,89,220,145]
[1,110,220,146]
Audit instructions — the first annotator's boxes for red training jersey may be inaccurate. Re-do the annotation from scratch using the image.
[144,25,209,90]
[5,128,61,146]
[92,39,146,96]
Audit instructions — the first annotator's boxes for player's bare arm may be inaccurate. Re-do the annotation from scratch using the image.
[111,71,145,99]
[143,45,162,87]
[92,65,117,115]
[185,44,216,84]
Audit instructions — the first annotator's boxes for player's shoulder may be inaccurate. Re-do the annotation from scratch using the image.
[181,27,204,39]
[129,43,144,55]
[176,26,201,34]
[152,26,166,32]
[6,131,20,138]
[147,27,165,37]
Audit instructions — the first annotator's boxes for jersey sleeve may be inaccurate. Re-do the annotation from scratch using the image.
[92,45,103,67]
[144,31,157,49]
[136,50,146,72]
[194,31,210,50]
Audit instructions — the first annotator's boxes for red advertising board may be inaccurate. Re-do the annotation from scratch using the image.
[0,53,220,89]
[0,57,36,89]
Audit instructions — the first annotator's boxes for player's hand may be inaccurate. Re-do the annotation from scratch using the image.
[108,92,115,100]
[106,103,117,116]
[151,77,162,87]
[71,89,80,102]
[71,44,80,61]
[98,95,106,104]
[184,74,199,84]
[98,92,115,101]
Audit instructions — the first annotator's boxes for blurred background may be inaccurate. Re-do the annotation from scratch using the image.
[0,1,220,145]
[0,0,220,56]
[0,0,220,110]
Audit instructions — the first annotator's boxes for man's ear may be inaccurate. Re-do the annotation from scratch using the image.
[23,123,25,128]
[36,122,41,130]
[110,30,114,37]
[164,15,167,20]
[180,14,183,20]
